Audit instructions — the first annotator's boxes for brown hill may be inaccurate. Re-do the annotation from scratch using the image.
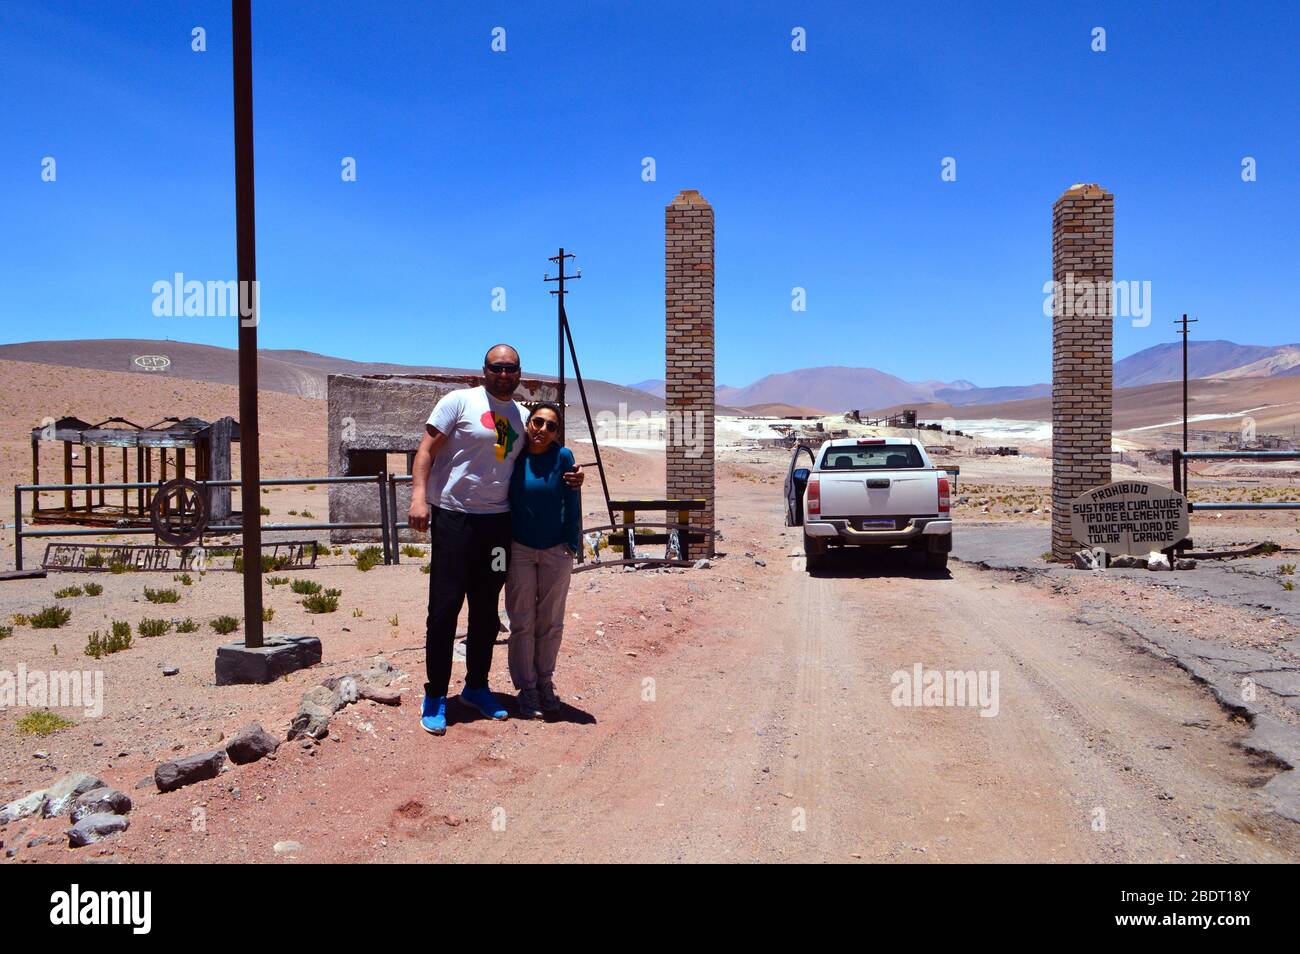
[0,339,663,414]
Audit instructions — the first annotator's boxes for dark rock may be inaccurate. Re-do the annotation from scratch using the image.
[71,787,132,822]
[67,812,130,848]
[162,666,179,677]
[154,750,225,793]
[226,724,280,765]
[1110,554,1143,569]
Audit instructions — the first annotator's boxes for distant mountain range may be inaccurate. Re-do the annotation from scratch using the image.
[629,340,1300,413]
[4,337,1295,419]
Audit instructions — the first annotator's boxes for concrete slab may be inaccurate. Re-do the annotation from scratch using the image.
[215,635,322,685]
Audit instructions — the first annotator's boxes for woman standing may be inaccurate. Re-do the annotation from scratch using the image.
[505,402,580,719]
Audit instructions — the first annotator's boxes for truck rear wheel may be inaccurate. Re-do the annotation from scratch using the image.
[804,534,829,572]
[924,550,949,572]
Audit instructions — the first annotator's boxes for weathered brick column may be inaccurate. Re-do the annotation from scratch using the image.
[1051,183,1114,559]
[665,189,715,555]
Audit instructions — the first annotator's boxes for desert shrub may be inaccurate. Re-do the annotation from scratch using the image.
[299,510,314,519]
[259,505,271,516]
[83,551,105,568]
[351,607,363,618]
[210,615,240,635]
[400,544,424,558]
[144,587,180,604]
[1280,564,1296,576]
[54,585,83,599]
[173,572,193,586]
[83,582,103,596]
[290,578,321,595]
[137,618,172,638]
[267,576,289,587]
[234,552,294,574]
[111,620,131,642]
[263,607,275,622]
[109,561,133,575]
[86,625,132,658]
[176,618,199,633]
[0,625,12,640]
[17,711,75,735]
[30,606,72,629]
[288,510,298,516]
[355,546,383,572]
[388,614,399,627]
[420,563,430,575]
[302,588,341,614]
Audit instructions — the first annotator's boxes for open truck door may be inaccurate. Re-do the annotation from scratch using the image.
[784,443,816,526]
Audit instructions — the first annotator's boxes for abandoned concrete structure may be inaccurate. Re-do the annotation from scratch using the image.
[664,189,716,555]
[1051,183,1114,559]
[326,373,560,544]
[29,415,237,525]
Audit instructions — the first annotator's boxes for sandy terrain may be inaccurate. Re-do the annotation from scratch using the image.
[2,364,1299,863]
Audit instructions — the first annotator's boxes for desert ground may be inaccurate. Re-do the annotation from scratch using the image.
[2,358,1299,862]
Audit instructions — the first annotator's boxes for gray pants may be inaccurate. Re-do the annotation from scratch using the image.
[504,541,573,692]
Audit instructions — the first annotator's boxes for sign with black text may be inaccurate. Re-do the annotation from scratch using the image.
[1070,481,1189,555]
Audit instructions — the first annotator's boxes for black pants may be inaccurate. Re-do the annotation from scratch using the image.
[424,507,512,698]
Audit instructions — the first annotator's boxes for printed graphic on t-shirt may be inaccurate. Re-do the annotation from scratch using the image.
[481,410,519,461]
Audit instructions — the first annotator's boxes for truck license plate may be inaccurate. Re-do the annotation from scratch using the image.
[860,519,894,529]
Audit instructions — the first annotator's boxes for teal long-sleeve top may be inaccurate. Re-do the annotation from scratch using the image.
[509,445,581,554]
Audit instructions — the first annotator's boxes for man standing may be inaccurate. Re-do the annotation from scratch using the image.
[409,344,581,735]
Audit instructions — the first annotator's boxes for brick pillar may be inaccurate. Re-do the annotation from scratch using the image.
[665,189,715,555]
[1051,183,1114,559]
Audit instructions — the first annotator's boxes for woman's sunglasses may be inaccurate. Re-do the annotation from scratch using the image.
[529,416,558,432]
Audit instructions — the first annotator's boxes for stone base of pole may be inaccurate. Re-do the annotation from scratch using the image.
[215,635,322,685]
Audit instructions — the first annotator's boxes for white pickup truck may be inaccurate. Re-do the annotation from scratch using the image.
[783,437,953,572]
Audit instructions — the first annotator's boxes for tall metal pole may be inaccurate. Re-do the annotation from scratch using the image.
[1175,313,1198,498]
[232,0,264,647]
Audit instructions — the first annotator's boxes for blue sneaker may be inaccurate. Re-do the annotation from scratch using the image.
[459,686,508,720]
[420,694,447,735]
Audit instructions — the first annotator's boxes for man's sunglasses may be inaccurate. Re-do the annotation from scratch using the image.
[486,362,520,374]
[529,416,558,432]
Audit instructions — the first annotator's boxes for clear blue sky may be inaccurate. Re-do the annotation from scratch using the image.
[3,1,1297,389]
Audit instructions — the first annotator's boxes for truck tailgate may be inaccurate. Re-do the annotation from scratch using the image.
[819,471,938,518]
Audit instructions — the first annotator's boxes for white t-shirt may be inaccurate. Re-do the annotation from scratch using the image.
[425,386,528,514]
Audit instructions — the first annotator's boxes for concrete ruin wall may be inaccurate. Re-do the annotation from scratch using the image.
[664,189,716,554]
[327,373,559,544]
[1051,183,1114,559]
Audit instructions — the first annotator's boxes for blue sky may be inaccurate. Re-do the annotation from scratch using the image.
[3,1,1297,389]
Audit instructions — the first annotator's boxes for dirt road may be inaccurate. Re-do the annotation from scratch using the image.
[7,458,1298,864]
